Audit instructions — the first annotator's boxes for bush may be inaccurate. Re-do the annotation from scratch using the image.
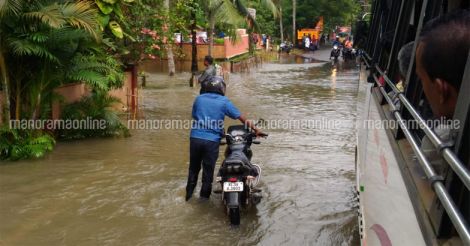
[214,38,225,45]
[0,127,55,161]
[58,92,130,140]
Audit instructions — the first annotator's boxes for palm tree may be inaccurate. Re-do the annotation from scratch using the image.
[200,0,244,56]
[200,0,279,56]
[0,0,22,123]
[0,0,113,120]
[233,0,279,53]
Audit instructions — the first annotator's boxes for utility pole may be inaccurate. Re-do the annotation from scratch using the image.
[190,1,198,87]
[292,0,296,45]
[279,6,284,42]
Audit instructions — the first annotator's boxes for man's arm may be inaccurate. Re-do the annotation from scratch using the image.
[224,100,267,137]
[238,115,267,137]
[198,70,208,84]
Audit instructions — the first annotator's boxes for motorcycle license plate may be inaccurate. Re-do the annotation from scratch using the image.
[223,182,244,192]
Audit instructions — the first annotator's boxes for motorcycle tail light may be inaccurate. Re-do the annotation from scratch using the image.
[228,177,238,182]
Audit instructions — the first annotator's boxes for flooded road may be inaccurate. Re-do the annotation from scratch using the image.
[0,51,360,245]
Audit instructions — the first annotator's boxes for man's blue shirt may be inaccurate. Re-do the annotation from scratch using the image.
[191,93,241,142]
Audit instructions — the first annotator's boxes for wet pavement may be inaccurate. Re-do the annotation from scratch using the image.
[0,49,361,245]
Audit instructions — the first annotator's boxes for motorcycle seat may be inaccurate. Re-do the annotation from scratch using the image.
[225,149,251,167]
[220,146,259,176]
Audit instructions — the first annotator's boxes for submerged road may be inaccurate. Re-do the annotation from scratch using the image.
[0,49,360,245]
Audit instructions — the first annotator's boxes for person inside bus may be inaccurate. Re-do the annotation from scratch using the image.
[416,10,469,119]
[396,42,414,92]
[416,10,469,174]
[389,42,415,108]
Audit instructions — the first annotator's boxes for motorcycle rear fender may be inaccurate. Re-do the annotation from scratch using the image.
[225,192,240,208]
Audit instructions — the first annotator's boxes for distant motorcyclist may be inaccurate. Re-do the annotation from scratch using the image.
[332,37,341,47]
[331,37,341,60]
[345,38,353,49]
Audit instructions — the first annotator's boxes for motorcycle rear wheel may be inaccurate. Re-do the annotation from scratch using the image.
[229,207,240,225]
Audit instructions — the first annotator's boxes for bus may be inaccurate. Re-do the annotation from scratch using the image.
[355,0,469,245]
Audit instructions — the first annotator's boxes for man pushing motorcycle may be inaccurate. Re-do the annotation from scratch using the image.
[185,76,267,201]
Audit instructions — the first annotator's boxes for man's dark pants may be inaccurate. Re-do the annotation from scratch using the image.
[186,137,220,199]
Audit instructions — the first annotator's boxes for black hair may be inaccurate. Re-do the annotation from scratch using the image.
[204,55,214,65]
[419,10,470,90]
[397,42,414,78]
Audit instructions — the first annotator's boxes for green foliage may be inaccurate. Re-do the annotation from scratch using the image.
[66,52,124,90]
[279,0,360,38]
[108,0,173,63]
[246,1,279,37]
[93,0,129,39]
[0,0,124,121]
[214,38,225,45]
[0,127,55,161]
[59,92,130,140]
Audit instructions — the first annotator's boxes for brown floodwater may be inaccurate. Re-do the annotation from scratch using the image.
[0,52,360,245]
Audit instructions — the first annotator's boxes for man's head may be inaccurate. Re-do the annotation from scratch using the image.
[397,41,414,81]
[201,76,226,96]
[204,55,213,67]
[416,10,470,118]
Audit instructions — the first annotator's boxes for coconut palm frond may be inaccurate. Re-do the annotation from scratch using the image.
[48,27,89,44]
[224,24,242,44]
[60,1,100,40]
[63,47,123,89]
[24,3,66,28]
[214,0,245,26]
[67,70,109,90]
[259,0,280,18]
[0,0,22,18]
[232,0,260,32]
[9,38,60,63]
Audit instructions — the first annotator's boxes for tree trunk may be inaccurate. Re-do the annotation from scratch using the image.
[0,50,11,125]
[292,0,296,45]
[15,80,20,120]
[164,0,175,76]
[208,12,215,57]
[191,6,198,74]
[31,92,41,120]
[190,4,198,87]
[279,6,284,42]
[166,46,175,76]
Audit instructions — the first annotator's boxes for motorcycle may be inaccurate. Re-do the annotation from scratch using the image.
[342,47,357,61]
[215,125,267,225]
[330,45,341,62]
[279,42,293,54]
